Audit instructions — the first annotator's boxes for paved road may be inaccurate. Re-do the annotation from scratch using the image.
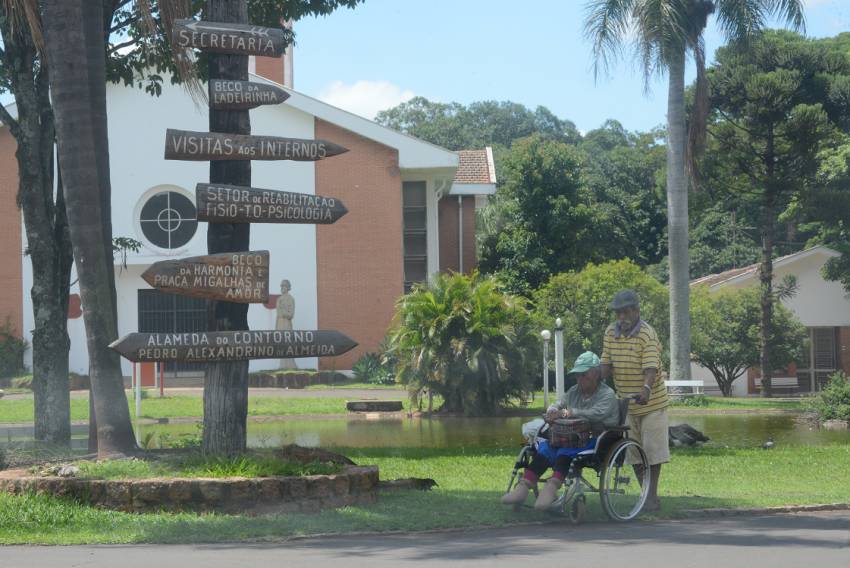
[4,512,849,568]
[1,387,407,401]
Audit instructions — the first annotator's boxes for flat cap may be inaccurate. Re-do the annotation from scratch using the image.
[609,289,639,310]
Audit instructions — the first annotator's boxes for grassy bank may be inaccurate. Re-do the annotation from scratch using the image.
[1,444,847,544]
[0,396,412,424]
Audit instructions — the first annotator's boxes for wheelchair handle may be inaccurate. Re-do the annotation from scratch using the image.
[626,393,641,401]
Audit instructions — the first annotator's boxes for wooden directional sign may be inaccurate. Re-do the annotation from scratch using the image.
[172,19,284,57]
[109,330,358,363]
[210,80,290,111]
[141,251,270,303]
[165,129,349,162]
[196,183,348,225]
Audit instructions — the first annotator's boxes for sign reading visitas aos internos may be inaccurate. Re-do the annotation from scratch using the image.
[141,251,270,303]
[196,183,348,225]
[164,129,349,162]
[109,330,358,363]
[172,19,285,57]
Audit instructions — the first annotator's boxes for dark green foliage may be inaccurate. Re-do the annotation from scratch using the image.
[390,272,538,415]
[803,371,850,423]
[670,394,711,407]
[0,318,29,379]
[352,351,395,385]
[534,259,670,369]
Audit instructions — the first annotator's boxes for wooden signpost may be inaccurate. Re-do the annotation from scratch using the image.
[209,80,290,110]
[172,19,285,57]
[196,183,349,225]
[164,129,349,162]
[140,251,270,303]
[110,330,357,363]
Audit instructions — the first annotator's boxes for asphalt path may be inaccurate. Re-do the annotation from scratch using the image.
[1,387,406,401]
[3,512,848,568]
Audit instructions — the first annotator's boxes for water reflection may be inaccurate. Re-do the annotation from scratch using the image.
[138,413,849,449]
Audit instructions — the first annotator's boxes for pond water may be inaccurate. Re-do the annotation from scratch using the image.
[137,413,850,450]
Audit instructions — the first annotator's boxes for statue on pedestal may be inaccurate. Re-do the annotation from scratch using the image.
[276,279,298,370]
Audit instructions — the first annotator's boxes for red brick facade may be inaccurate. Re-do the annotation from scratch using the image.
[314,119,402,370]
[837,326,850,375]
[254,56,285,86]
[0,128,23,337]
[438,195,476,274]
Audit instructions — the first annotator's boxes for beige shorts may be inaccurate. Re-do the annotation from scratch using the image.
[625,408,670,466]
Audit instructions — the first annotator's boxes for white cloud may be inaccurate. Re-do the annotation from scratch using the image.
[314,80,417,120]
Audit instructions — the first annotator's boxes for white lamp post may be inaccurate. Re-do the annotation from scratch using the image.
[554,318,565,400]
[541,330,551,409]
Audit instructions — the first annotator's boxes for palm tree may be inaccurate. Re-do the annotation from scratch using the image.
[582,0,805,382]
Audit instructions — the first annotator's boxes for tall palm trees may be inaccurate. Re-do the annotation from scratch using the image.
[582,0,805,382]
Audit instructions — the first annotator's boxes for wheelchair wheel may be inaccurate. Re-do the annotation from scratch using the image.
[569,496,586,524]
[600,437,649,522]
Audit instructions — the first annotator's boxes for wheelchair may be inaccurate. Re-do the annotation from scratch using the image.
[504,394,649,523]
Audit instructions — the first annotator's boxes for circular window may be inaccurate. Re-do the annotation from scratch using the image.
[139,191,198,250]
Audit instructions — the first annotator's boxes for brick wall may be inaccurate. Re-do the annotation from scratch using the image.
[314,119,402,370]
[838,326,850,375]
[0,128,23,337]
[255,56,285,86]
[438,195,476,274]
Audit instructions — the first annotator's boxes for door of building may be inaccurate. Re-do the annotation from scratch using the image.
[796,327,836,392]
[137,289,206,374]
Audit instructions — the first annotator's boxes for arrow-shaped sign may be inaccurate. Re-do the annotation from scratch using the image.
[209,80,290,111]
[196,183,349,225]
[109,330,358,363]
[141,251,270,303]
[172,19,284,57]
[164,129,349,162]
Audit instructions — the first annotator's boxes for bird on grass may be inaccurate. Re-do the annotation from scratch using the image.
[762,437,775,450]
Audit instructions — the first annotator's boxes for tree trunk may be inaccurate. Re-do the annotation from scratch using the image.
[666,49,692,382]
[202,0,251,454]
[0,5,74,446]
[41,0,137,456]
[759,200,775,398]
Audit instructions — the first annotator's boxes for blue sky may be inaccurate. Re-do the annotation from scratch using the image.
[293,0,847,133]
[1,1,845,135]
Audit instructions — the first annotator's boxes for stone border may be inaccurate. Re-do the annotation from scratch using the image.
[680,502,850,517]
[0,465,378,515]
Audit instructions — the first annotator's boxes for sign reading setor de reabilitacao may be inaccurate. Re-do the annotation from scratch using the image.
[109,330,358,363]
[164,129,349,162]
[172,19,285,57]
[140,251,269,303]
[196,183,348,225]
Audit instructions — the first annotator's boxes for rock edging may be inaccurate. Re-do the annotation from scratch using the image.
[0,464,378,515]
[680,502,850,517]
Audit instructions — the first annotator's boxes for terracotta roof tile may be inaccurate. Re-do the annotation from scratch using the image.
[455,149,496,184]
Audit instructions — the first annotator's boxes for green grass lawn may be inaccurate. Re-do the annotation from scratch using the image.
[304,379,406,390]
[1,444,847,544]
[0,396,412,423]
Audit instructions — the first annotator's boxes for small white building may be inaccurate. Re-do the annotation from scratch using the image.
[690,246,850,396]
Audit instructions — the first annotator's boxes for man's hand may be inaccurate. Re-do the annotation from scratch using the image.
[545,409,566,422]
[637,390,650,405]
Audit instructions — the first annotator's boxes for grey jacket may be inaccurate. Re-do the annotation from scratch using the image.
[547,382,620,437]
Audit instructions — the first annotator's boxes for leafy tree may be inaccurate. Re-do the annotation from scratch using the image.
[690,285,808,396]
[535,259,670,370]
[478,135,605,295]
[705,30,850,396]
[390,272,538,415]
[582,0,806,384]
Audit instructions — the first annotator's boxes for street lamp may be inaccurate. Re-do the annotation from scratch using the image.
[541,330,551,409]
[554,318,565,399]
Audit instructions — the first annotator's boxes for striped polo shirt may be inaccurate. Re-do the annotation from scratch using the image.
[601,317,668,416]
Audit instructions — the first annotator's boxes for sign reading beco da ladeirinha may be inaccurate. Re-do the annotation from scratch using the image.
[172,19,285,57]
[141,251,270,303]
[164,129,349,162]
[196,183,348,225]
[109,330,358,363]
[209,80,290,111]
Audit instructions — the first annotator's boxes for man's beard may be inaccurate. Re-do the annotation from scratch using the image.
[620,319,633,330]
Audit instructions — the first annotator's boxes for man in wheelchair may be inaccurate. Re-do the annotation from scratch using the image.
[501,351,619,510]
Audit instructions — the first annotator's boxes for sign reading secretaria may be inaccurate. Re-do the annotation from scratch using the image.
[209,80,290,110]
[109,330,358,363]
[164,129,349,162]
[140,251,270,303]
[172,19,285,57]
[196,183,348,225]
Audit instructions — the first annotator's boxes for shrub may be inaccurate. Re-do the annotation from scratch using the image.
[390,271,538,415]
[670,394,711,407]
[352,351,396,386]
[0,318,29,379]
[803,372,850,423]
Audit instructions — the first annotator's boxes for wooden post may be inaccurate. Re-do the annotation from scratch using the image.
[159,362,164,397]
[154,362,160,398]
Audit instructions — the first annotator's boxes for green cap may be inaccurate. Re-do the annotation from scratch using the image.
[568,351,601,374]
